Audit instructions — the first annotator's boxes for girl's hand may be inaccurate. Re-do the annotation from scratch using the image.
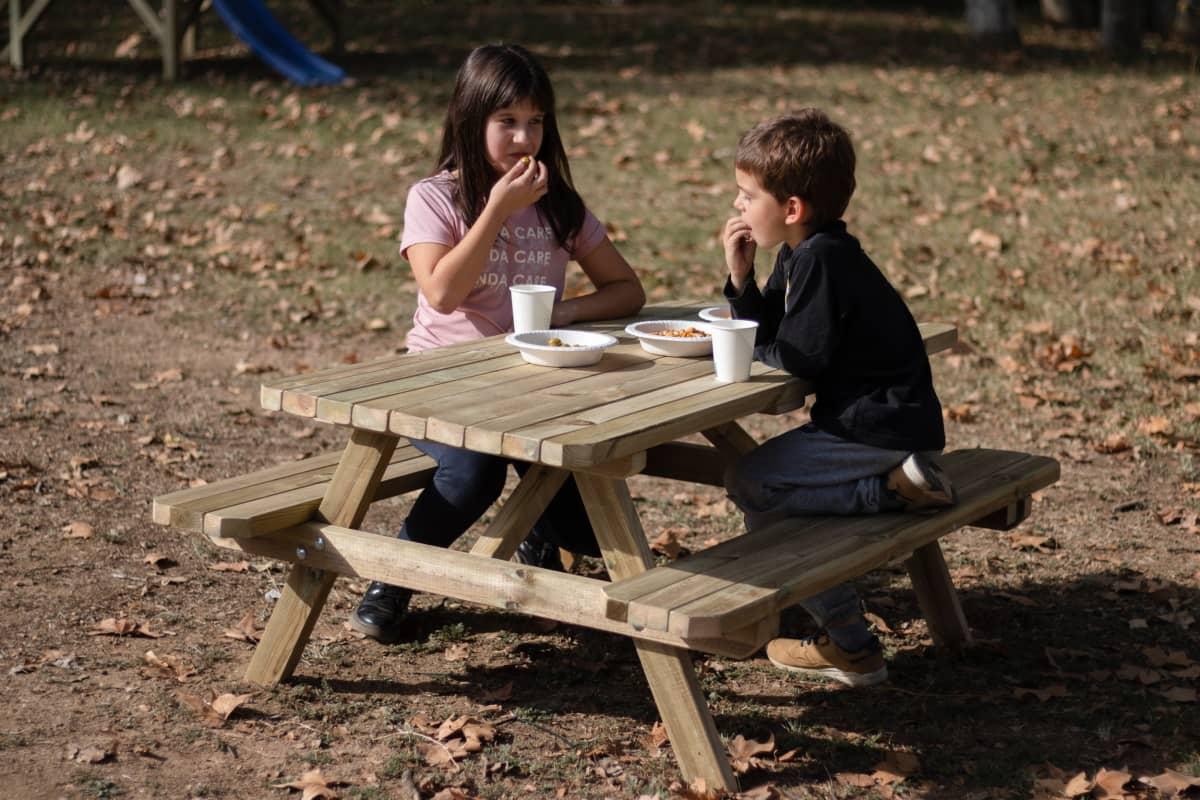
[722,216,756,290]
[487,157,549,218]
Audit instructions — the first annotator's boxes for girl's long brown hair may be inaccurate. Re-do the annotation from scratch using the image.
[435,43,585,249]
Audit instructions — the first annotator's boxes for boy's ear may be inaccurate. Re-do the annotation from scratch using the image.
[784,196,810,226]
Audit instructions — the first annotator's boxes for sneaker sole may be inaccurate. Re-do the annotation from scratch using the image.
[767,653,888,688]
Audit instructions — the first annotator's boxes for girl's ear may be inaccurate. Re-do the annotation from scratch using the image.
[784,197,810,226]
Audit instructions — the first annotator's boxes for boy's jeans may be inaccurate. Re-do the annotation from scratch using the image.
[725,423,909,651]
[395,439,601,557]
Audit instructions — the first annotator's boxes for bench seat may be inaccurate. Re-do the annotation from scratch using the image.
[605,448,1060,645]
[152,441,436,538]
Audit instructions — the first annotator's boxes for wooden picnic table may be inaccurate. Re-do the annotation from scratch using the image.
[175,303,959,790]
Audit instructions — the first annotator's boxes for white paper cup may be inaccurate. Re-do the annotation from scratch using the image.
[708,319,759,382]
[509,284,556,334]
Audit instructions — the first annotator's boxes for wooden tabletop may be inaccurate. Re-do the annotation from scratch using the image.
[261,303,957,470]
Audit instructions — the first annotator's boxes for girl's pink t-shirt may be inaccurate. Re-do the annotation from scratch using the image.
[400,172,607,353]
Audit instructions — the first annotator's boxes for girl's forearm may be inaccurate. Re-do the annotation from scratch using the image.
[422,205,508,312]
[552,278,645,326]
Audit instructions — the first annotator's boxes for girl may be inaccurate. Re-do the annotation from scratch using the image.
[350,43,645,643]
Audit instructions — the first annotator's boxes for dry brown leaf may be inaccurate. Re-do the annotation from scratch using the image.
[1004,532,1058,553]
[89,617,164,638]
[272,767,348,800]
[872,750,920,785]
[67,742,114,764]
[209,560,252,573]
[645,721,670,751]
[1140,768,1200,797]
[443,643,470,662]
[651,527,685,559]
[177,690,253,727]
[1158,686,1198,703]
[669,777,724,800]
[727,733,774,774]
[143,552,175,569]
[62,521,94,539]
[1094,433,1132,454]
[1092,768,1133,799]
[1063,771,1092,796]
[223,610,261,643]
[1138,416,1173,436]
[735,784,781,800]
[142,650,196,682]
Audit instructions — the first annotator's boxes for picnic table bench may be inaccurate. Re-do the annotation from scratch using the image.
[152,303,1059,791]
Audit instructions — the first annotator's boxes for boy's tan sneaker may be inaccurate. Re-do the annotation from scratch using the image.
[765,633,888,687]
[886,453,957,512]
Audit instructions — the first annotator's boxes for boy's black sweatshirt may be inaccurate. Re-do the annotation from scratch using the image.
[724,220,945,452]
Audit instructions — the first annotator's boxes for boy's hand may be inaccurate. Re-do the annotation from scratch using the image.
[488,157,549,218]
[722,216,756,290]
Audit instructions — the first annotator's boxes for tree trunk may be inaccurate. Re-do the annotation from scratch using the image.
[965,0,1022,48]
[1101,0,1143,58]
[1039,0,1098,28]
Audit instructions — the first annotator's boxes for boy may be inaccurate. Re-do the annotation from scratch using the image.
[721,109,956,688]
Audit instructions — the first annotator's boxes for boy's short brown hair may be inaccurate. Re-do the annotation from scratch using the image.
[735,109,856,227]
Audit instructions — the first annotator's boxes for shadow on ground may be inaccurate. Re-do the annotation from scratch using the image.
[294,568,1198,795]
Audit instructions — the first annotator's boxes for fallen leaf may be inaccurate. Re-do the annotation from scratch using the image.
[1092,768,1133,799]
[62,521,94,539]
[178,690,254,727]
[645,721,670,751]
[142,650,196,682]
[727,733,774,774]
[223,611,261,643]
[1140,769,1200,797]
[143,552,175,569]
[67,742,114,764]
[89,618,164,638]
[209,561,250,572]
[1158,686,1198,703]
[272,767,348,800]
[116,164,143,190]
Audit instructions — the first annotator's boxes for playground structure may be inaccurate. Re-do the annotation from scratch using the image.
[4,0,346,83]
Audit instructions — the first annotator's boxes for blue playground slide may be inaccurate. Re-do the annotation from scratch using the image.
[211,0,346,86]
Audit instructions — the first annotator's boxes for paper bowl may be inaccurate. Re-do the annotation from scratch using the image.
[624,320,714,357]
[698,305,732,322]
[505,329,618,367]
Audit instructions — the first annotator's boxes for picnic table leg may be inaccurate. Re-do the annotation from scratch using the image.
[245,429,398,685]
[469,464,568,560]
[701,421,758,460]
[574,473,738,793]
[905,541,973,649]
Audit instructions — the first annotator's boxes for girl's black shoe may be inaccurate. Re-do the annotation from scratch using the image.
[348,581,412,643]
[513,532,565,572]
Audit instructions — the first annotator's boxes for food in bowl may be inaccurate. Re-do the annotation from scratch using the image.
[653,326,708,339]
[624,320,714,357]
[505,330,617,366]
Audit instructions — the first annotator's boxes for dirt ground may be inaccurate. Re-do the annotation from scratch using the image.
[3,223,1199,800]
